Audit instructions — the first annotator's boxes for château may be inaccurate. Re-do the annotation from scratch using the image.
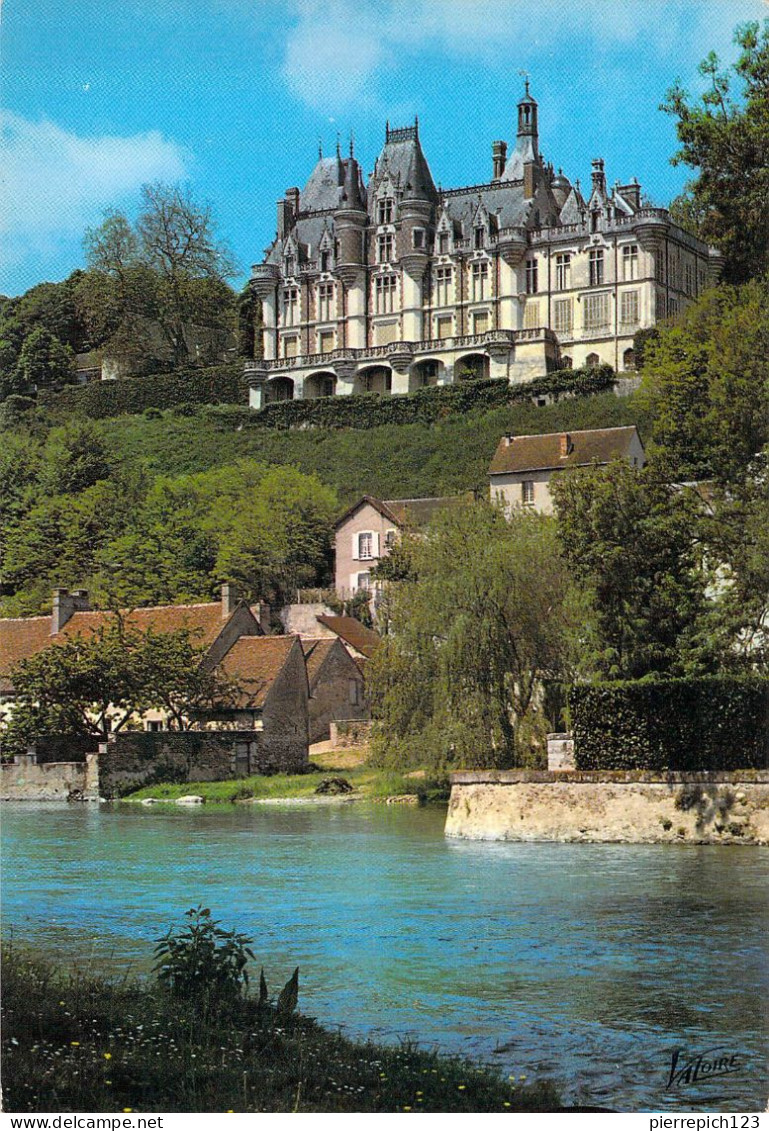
[245,84,721,406]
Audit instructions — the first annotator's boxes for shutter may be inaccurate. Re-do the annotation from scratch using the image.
[351,532,358,560]
[373,532,380,557]
[349,572,358,592]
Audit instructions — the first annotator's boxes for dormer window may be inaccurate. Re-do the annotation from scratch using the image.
[438,232,450,255]
[377,198,394,225]
[474,226,485,250]
[285,255,295,277]
[320,250,330,273]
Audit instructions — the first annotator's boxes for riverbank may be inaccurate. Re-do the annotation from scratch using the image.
[1,946,561,1113]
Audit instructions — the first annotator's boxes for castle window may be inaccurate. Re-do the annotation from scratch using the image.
[555,253,571,291]
[474,226,485,250]
[375,274,397,314]
[620,290,639,326]
[285,255,295,277]
[318,330,335,353]
[655,255,665,284]
[282,287,299,326]
[282,335,299,359]
[622,245,639,281]
[438,232,450,255]
[586,352,600,368]
[378,233,394,263]
[471,261,489,302]
[413,228,425,250]
[523,301,540,329]
[525,258,538,294]
[377,198,394,225]
[472,311,489,335]
[435,266,452,306]
[685,262,694,294]
[436,314,453,340]
[320,250,330,273]
[623,347,636,371]
[584,293,609,331]
[553,298,573,335]
[589,249,605,286]
[317,282,335,322]
[591,210,600,234]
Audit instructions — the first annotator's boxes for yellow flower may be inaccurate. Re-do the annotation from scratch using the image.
[104,1053,112,1060]
[458,1084,466,1090]
[123,1109,132,1113]
[70,1041,80,1047]
[403,1107,412,1112]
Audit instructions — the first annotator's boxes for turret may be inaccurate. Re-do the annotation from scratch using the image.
[492,139,507,180]
[334,151,368,287]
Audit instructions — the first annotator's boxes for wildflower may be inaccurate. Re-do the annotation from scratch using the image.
[403,1107,412,1112]
[104,1053,112,1060]
[123,1109,132,1113]
[458,1084,466,1090]
[70,1041,80,1047]
[503,1102,511,1108]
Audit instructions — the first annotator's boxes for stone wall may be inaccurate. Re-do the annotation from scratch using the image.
[329,719,373,748]
[446,770,769,845]
[1,753,99,801]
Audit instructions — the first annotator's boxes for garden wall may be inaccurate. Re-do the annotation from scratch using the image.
[1,753,99,801]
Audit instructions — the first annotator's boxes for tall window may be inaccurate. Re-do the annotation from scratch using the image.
[474,226,485,250]
[472,311,489,335]
[555,253,571,291]
[375,275,397,314]
[318,330,335,353]
[284,255,295,277]
[412,228,425,249]
[317,282,334,322]
[320,250,330,273]
[471,261,489,302]
[525,258,538,294]
[377,198,393,224]
[685,262,694,294]
[282,287,299,326]
[434,266,452,306]
[521,480,535,505]
[622,245,639,281]
[358,532,374,560]
[620,290,639,326]
[584,293,609,331]
[589,249,605,286]
[436,314,453,340]
[553,298,573,335]
[438,232,450,255]
[378,233,394,263]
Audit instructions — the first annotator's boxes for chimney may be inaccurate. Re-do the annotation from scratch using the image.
[253,602,271,635]
[221,583,239,620]
[504,433,514,448]
[523,161,536,201]
[559,433,573,458]
[591,158,606,197]
[276,188,300,238]
[617,179,641,211]
[492,140,507,180]
[51,588,90,634]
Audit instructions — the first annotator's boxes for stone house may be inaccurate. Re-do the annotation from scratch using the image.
[246,83,721,408]
[302,636,368,743]
[489,425,646,514]
[334,494,465,595]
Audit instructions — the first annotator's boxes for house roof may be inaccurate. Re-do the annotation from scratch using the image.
[315,615,381,659]
[217,636,299,710]
[0,616,55,692]
[334,494,467,531]
[489,426,642,476]
[301,637,342,689]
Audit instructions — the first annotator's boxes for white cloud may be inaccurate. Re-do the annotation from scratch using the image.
[281,0,766,111]
[0,112,188,292]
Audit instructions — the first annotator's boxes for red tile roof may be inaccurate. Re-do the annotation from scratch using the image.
[489,426,642,475]
[334,494,467,530]
[315,615,381,658]
[301,638,339,688]
[217,636,299,709]
[0,617,55,691]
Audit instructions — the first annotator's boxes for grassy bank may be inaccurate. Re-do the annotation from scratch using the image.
[2,947,561,1113]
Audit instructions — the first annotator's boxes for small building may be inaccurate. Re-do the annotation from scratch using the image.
[302,637,368,744]
[314,614,381,661]
[489,425,646,514]
[334,494,466,595]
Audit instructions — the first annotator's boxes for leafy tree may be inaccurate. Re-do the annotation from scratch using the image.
[551,461,711,680]
[36,419,114,496]
[368,501,577,770]
[13,327,75,393]
[663,20,769,282]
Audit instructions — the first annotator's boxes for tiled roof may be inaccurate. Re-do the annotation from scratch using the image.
[334,494,467,531]
[218,636,298,709]
[315,615,381,659]
[489,426,642,476]
[0,617,55,691]
[301,638,338,688]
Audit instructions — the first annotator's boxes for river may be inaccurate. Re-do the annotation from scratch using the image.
[1,800,767,1112]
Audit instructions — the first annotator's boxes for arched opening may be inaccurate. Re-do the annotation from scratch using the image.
[622,348,636,372]
[559,355,573,371]
[455,353,489,381]
[266,375,295,403]
[410,359,442,390]
[585,352,600,369]
[354,365,392,395]
[305,371,337,398]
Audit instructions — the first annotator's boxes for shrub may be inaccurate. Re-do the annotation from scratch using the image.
[39,363,247,419]
[570,676,769,771]
[153,905,256,1001]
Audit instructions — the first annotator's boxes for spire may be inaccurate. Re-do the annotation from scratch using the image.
[318,139,323,159]
[336,133,341,159]
[349,130,355,158]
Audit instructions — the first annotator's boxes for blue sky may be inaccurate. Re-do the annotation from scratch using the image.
[1,0,765,296]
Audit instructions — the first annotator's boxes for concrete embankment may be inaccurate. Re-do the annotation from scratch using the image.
[445,770,769,844]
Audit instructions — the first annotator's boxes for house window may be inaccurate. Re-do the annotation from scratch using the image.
[584,292,609,331]
[555,253,571,291]
[471,261,489,301]
[282,287,299,326]
[620,290,639,326]
[349,679,361,706]
[474,226,485,250]
[413,228,425,249]
[318,330,335,353]
[378,233,394,263]
[589,249,604,286]
[384,529,396,548]
[472,311,489,335]
[377,197,394,224]
[375,275,397,314]
[438,232,450,254]
[521,480,535,505]
[434,266,452,306]
[553,298,573,335]
[525,258,538,294]
[317,282,334,322]
[357,572,371,590]
[436,314,453,340]
[622,245,639,281]
[145,720,163,732]
[358,532,374,560]
[523,301,540,329]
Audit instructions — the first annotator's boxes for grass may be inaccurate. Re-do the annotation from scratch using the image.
[2,946,562,1113]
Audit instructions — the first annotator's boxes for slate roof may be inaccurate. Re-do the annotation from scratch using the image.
[371,126,437,201]
[489,426,643,476]
[300,154,346,212]
[217,636,299,710]
[315,616,381,659]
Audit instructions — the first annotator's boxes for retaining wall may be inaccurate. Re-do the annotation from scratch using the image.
[446,770,769,844]
[1,754,99,801]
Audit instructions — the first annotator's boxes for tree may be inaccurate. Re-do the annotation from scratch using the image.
[551,461,711,680]
[662,20,769,282]
[13,327,76,392]
[368,501,577,771]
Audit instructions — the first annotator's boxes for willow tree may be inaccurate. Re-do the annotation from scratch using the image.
[368,501,577,771]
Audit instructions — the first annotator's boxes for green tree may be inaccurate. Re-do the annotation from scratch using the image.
[13,327,76,392]
[551,461,711,680]
[369,501,577,770]
[663,20,769,282]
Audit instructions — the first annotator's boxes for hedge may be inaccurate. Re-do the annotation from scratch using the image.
[250,364,616,431]
[570,676,769,772]
[39,363,247,419]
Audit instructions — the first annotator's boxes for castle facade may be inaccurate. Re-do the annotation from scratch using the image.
[246,86,721,406]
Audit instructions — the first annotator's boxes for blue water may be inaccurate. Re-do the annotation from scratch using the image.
[1,800,767,1112]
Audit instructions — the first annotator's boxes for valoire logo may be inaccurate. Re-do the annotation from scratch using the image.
[667,1047,743,1089]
